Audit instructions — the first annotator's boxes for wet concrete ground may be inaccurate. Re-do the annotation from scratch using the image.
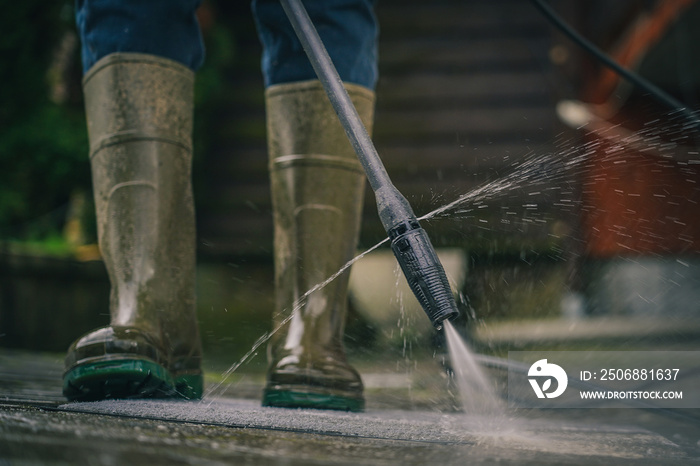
[2,349,700,465]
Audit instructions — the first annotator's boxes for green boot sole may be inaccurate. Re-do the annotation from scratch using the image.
[262,387,364,412]
[63,359,203,402]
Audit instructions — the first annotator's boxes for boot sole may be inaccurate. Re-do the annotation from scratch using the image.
[63,359,202,402]
[262,387,364,412]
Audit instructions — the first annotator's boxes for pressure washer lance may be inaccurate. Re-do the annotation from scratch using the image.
[280,0,459,329]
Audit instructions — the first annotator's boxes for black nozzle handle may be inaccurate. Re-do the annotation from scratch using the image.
[375,186,460,328]
[389,221,460,329]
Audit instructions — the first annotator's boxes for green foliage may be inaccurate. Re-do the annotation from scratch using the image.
[192,12,238,185]
[0,104,89,238]
[0,0,90,242]
[0,0,248,252]
[0,2,63,124]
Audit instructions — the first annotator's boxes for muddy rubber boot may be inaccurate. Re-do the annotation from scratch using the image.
[262,80,374,411]
[63,53,203,401]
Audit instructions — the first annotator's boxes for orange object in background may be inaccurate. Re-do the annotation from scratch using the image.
[578,0,700,259]
[580,136,700,257]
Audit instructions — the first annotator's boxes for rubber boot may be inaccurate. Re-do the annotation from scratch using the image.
[63,53,203,401]
[262,80,374,411]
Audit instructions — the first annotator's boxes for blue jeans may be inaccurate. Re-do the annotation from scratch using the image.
[75,0,205,74]
[76,0,378,90]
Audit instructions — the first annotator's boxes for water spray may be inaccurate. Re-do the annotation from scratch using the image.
[280,0,459,329]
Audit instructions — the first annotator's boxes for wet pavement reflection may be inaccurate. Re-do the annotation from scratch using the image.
[2,350,700,465]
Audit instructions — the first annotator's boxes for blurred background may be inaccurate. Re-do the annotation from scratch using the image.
[1,0,699,404]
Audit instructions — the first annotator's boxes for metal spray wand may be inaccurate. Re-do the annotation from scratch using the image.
[280,0,459,328]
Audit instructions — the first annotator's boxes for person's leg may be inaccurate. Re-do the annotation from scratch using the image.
[75,0,204,73]
[64,1,204,401]
[252,0,377,88]
[252,0,378,411]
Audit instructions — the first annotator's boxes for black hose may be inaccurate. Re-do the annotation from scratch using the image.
[530,0,700,129]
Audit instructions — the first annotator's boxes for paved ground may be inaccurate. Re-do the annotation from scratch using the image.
[2,349,700,465]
